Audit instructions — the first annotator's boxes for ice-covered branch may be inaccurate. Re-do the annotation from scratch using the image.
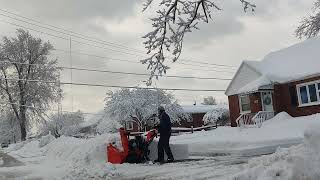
[142,0,255,85]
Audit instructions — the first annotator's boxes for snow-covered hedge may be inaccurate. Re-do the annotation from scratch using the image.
[232,124,320,180]
[202,105,229,125]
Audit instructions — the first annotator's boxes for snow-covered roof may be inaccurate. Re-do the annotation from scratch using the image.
[226,37,320,95]
[182,104,228,114]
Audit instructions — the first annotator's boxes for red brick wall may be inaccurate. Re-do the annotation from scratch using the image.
[228,93,263,127]
[173,113,205,128]
[274,76,320,117]
[228,95,240,127]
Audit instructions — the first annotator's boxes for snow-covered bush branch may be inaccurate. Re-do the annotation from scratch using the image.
[203,105,229,125]
[142,0,255,85]
[104,88,190,131]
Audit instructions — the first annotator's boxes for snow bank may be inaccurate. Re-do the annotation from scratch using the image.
[39,133,56,148]
[8,140,44,161]
[232,125,320,180]
[173,113,320,156]
[43,133,188,179]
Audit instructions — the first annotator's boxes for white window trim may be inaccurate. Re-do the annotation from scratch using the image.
[296,80,320,107]
[238,95,251,114]
[126,121,134,130]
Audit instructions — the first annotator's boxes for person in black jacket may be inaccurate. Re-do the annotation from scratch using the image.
[155,106,174,163]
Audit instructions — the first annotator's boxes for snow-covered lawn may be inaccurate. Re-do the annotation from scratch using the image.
[172,112,320,156]
[1,112,320,179]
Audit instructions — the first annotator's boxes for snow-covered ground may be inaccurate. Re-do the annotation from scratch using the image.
[172,112,320,156]
[0,112,320,179]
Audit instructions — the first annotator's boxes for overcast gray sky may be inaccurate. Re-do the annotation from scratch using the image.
[0,0,314,114]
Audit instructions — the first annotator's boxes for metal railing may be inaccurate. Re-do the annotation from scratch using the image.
[236,113,257,128]
[252,111,275,128]
[237,111,275,128]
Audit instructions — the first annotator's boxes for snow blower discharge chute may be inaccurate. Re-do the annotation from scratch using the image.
[107,128,158,164]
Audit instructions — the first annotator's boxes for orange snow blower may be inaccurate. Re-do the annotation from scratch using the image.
[107,128,158,164]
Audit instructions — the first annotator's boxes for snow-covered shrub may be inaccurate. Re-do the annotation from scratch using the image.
[96,116,121,134]
[203,105,229,125]
[41,110,85,137]
[104,88,190,131]
[38,132,56,148]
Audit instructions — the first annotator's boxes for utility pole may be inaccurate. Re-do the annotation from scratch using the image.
[70,37,74,112]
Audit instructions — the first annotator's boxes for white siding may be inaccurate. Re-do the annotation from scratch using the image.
[225,63,261,96]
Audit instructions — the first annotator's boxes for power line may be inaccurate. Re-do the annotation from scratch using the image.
[53,49,235,73]
[0,60,233,80]
[0,78,227,92]
[0,103,104,116]
[0,19,237,73]
[180,59,237,68]
[0,8,238,69]
[0,10,145,56]
[0,18,145,58]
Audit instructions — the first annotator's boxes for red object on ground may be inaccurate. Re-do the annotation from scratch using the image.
[107,128,158,164]
[106,128,129,164]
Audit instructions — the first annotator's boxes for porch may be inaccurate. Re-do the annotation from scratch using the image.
[229,90,275,127]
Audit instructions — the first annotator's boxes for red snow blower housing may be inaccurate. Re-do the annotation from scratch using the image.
[107,128,157,164]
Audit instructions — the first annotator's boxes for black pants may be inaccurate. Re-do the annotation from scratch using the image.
[157,135,174,161]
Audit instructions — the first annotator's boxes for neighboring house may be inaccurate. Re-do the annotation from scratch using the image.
[226,37,320,127]
[173,105,217,128]
[124,120,140,132]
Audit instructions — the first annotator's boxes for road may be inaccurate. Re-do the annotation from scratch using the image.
[105,155,255,180]
[0,151,42,180]
[0,150,259,180]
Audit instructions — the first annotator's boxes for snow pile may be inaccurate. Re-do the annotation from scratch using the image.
[41,133,124,179]
[232,124,320,180]
[39,132,56,148]
[7,139,45,164]
[96,117,122,134]
[5,141,26,152]
[173,113,320,155]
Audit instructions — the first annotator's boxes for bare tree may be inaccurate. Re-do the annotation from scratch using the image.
[142,0,255,85]
[0,29,62,141]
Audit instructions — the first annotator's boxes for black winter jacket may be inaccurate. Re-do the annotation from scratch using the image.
[158,112,172,136]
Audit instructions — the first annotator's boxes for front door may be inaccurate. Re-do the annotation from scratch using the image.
[261,91,274,112]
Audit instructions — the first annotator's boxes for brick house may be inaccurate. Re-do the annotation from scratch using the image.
[226,37,320,127]
[173,105,216,128]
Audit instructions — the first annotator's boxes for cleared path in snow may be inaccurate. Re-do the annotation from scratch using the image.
[107,155,255,180]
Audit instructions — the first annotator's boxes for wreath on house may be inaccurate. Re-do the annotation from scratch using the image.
[264,96,272,105]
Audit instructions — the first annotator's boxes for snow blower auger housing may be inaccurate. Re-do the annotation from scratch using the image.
[107,128,157,164]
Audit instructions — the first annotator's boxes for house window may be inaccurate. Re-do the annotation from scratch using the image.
[126,121,134,130]
[297,80,320,107]
[239,95,251,113]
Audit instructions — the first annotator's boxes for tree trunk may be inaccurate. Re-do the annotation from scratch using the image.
[20,110,27,141]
